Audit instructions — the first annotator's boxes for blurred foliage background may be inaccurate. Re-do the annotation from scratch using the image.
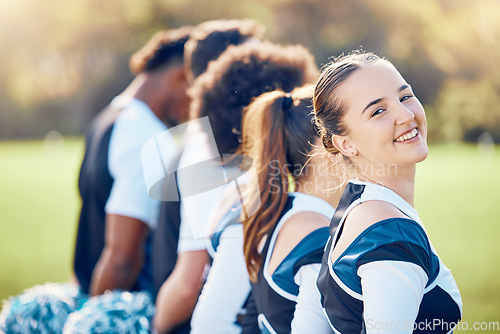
[1,1,499,330]
[1,0,499,142]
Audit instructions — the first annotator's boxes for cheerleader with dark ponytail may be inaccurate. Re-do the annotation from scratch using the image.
[241,85,343,334]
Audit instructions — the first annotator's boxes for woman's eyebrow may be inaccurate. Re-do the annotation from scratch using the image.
[362,98,383,114]
[362,85,411,114]
[399,84,410,92]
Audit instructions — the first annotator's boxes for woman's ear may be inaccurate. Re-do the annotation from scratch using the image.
[332,134,358,157]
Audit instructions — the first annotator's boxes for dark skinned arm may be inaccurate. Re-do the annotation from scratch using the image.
[90,214,149,296]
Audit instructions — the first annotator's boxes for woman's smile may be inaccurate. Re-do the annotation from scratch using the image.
[394,127,419,143]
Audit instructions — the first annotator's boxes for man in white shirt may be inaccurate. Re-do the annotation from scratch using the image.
[73,26,193,297]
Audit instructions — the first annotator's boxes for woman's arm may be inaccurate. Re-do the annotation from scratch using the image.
[291,263,332,333]
[153,250,208,333]
[359,260,428,334]
[191,224,251,334]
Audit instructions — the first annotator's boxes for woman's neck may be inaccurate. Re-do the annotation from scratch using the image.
[356,163,417,207]
[294,154,344,209]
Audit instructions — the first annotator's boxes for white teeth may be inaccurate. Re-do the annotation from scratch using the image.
[395,128,418,142]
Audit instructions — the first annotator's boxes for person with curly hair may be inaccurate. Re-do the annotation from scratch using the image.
[153,41,318,334]
[151,19,265,307]
[210,84,342,334]
[183,19,265,83]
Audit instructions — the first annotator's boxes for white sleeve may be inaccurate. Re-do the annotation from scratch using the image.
[176,132,225,253]
[177,184,226,253]
[177,200,207,253]
[358,261,428,334]
[291,263,332,334]
[177,164,242,253]
[191,224,251,334]
[105,108,169,228]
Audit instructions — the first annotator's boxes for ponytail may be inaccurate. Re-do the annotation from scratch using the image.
[241,86,316,281]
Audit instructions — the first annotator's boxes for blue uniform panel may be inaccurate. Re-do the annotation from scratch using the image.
[317,181,462,334]
[209,202,242,257]
[333,218,440,294]
[248,195,332,334]
[272,227,329,296]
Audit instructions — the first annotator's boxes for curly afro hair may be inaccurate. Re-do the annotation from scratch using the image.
[188,41,318,154]
[129,26,193,75]
[184,19,265,82]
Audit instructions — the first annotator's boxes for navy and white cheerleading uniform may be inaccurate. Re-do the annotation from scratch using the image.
[75,96,171,295]
[176,125,240,253]
[151,123,242,334]
[191,201,255,334]
[151,143,184,298]
[317,180,462,334]
[247,192,335,334]
[150,143,194,334]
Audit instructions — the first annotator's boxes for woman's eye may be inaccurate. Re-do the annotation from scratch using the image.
[372,108,385,117]
[400,94,413,102]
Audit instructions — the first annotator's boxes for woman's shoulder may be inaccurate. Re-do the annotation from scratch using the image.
[268,211,330,275]
[279,211,330,247]
[270,192,334,257]
[329,201,436,295]
[332,200,428,264]
[345,200,408,236]
[266,211,331,297]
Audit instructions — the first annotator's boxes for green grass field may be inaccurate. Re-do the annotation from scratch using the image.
[0,139,499,332]
[0,138,83,303]
[414,144,500,331]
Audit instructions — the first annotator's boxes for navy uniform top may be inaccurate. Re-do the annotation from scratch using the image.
[74,103,121,293]
[190,191,259,333]
[207,201,242,258]
[75,98,166,295]
[317,180,462,334]
[246,193,335,334]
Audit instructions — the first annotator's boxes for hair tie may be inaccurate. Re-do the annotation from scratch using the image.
[282,94,293,111]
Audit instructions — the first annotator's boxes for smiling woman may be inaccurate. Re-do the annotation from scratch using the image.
[313,50,462,333]
[323,57,428,175]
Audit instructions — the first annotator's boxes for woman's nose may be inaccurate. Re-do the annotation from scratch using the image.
[394,103,415,125]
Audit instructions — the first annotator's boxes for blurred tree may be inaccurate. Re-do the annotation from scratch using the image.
[0,0,499,142]
[434,79,500,142]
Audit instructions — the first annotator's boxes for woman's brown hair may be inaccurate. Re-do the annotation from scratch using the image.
[313,50,381,156]
[241,85,318,281]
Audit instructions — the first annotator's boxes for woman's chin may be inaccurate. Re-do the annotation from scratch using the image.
[416,144,429,163]
[404,142,429,164]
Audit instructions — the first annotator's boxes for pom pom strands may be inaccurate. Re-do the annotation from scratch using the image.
[0,283,85,334]
[63,290,155,334]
